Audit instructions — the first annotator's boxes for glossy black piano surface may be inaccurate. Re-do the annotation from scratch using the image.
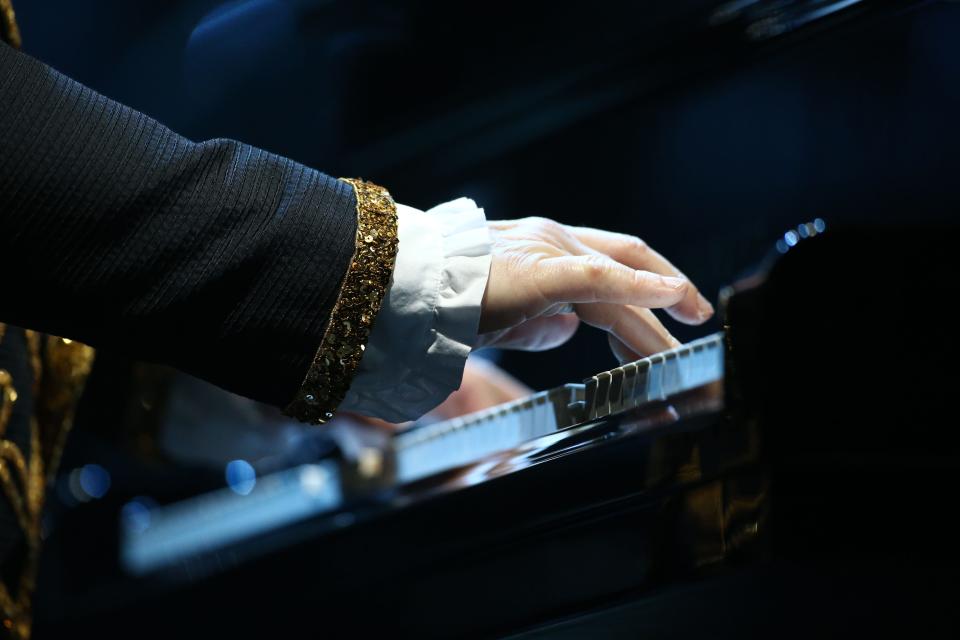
[32,225,960,638]
[24,0,960,637]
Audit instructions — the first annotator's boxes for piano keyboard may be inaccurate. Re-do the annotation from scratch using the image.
[123,462,342,575]
[121,334,726,575]
[392,385,582,484]
[582,332,725,421]
[391,333,725,484]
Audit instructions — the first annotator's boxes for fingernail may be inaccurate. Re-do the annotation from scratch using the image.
[696,294,714,321]
[663,276,687,290]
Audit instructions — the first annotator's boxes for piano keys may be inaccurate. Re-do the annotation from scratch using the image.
[392,333,725,485]
[121,331,732,575]
[35,224,960,638]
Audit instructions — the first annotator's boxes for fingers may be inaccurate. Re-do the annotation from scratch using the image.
[568,227,714,325]
[480,217,711,358]
[535,254,690,308]
[576,303,681,357]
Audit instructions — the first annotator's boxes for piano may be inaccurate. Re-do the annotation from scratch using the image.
[30,0,960,635]
[32,222,960,638]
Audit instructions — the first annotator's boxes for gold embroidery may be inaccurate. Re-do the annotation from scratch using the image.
[0,0,21,49]
[23,332,41,395]
[0,326,95,639]
[0,440,31,536]
[36,336,96,486]
[285,178,399,424]
[0,369,14,438]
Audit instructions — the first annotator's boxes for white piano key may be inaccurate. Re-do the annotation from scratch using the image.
[661,352,681,398]
[621,363,637,410]
[644,354,663,402]
[595,372,612,418]
[393,333,724,484]
[608,367,625,414]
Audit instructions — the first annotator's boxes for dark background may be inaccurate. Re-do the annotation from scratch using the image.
[13,2,960,635]
[16,0,960,390]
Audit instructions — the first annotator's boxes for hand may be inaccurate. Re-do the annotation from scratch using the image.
[477,217,714,361]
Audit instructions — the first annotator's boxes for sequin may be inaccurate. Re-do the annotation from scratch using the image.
[284,178,399,424]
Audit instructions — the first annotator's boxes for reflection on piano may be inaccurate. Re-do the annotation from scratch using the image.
[121,332,727,574]
[34,222,960,638]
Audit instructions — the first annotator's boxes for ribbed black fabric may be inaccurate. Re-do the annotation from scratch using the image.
[0,40,358,406]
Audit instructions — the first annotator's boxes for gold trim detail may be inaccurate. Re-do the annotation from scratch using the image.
[0,326,95,639]
[284,178,399,424]
[0,0,21,49]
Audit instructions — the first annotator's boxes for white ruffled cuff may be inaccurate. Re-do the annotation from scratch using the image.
[339,197,492,422]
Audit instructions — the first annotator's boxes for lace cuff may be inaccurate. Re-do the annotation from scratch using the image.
[340,197,492,422]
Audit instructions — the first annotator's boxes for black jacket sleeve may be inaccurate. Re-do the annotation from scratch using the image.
[0,40,358,407]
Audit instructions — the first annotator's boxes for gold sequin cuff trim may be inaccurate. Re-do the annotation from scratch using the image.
[1,0,21,49]
[284,178,399,424]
